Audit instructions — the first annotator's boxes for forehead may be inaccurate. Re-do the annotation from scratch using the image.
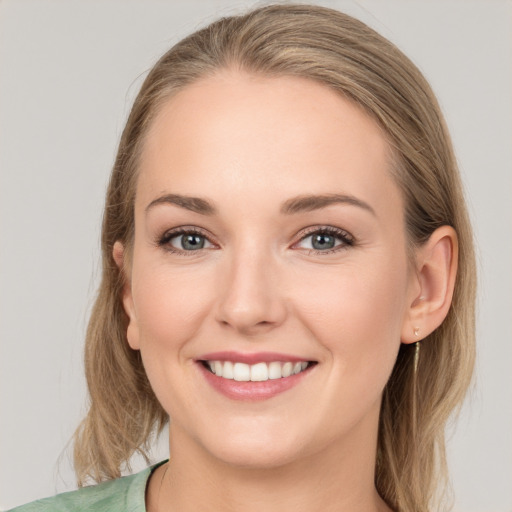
[137,71,402,219]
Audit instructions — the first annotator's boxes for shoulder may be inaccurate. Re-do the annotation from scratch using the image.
[7,462,166,512]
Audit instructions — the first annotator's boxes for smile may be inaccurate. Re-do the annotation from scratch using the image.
[204,360,311,382]
[197,352,317,400]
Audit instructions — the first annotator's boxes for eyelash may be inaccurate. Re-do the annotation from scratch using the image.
[156,225,354,256]
[294,226,354,255]
[157,226,213,255]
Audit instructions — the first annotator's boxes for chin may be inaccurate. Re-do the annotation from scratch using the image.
[194,418,315,470]
[209,440,302,470]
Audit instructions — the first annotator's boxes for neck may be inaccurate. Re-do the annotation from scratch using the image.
[148,418,391,512]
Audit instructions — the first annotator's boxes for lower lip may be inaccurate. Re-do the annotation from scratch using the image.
[197,362,313,401]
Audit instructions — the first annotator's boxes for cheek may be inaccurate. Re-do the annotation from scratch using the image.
[130,259,215,365]
[294,256,409,379]
[129,259,218,414]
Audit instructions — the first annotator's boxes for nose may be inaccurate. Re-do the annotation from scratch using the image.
[215,244,287,336]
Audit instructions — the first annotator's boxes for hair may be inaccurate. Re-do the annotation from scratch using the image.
[73,4,476,511]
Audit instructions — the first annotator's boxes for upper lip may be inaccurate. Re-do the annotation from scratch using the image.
[197,351,314,364]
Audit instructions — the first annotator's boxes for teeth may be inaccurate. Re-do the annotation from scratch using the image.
[206,360,311,382]
[268,361,282,380]
[222,361,234,379]
[233,362,250,381]
[282,362,293,377]
[250,362,268,381]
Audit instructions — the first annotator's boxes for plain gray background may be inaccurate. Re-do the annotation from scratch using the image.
[1,1,511,510]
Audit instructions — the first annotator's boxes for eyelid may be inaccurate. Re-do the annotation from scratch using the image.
[157,226,218,255]
[156,224,355,256]
[292,225,355,253]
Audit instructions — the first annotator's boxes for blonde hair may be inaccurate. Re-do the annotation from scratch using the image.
[73,4,476,511]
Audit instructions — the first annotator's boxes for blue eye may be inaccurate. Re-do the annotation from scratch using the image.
[171,233,210,251]
[310,233,338,250]
[296,227,353,253]
[159,229,214,253]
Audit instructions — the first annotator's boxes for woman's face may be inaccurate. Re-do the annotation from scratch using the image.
[120,72,419,468]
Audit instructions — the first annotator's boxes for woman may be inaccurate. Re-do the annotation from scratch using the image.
[9,4,476,512]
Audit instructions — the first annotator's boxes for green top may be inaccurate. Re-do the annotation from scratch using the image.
[7,461,167,512]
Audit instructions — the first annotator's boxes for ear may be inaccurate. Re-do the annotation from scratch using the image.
[113,241,140,350]
[401,226,458,344]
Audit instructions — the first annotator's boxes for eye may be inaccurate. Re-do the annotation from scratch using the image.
[171,233,212,251]
[158,228,215,254]
[294,226,354,253]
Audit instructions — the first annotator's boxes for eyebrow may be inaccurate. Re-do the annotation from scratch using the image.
[145,192,375,217]
[146,194,217,215]
[280,194,376,216]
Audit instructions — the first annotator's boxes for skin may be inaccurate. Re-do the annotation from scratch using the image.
[114,71,457,512]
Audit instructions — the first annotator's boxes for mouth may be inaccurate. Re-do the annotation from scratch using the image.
[196,352,317,400]
[201,360,314,382]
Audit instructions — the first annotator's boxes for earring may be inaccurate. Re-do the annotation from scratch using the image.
[414,340,420,373]
[414,327,420,337]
